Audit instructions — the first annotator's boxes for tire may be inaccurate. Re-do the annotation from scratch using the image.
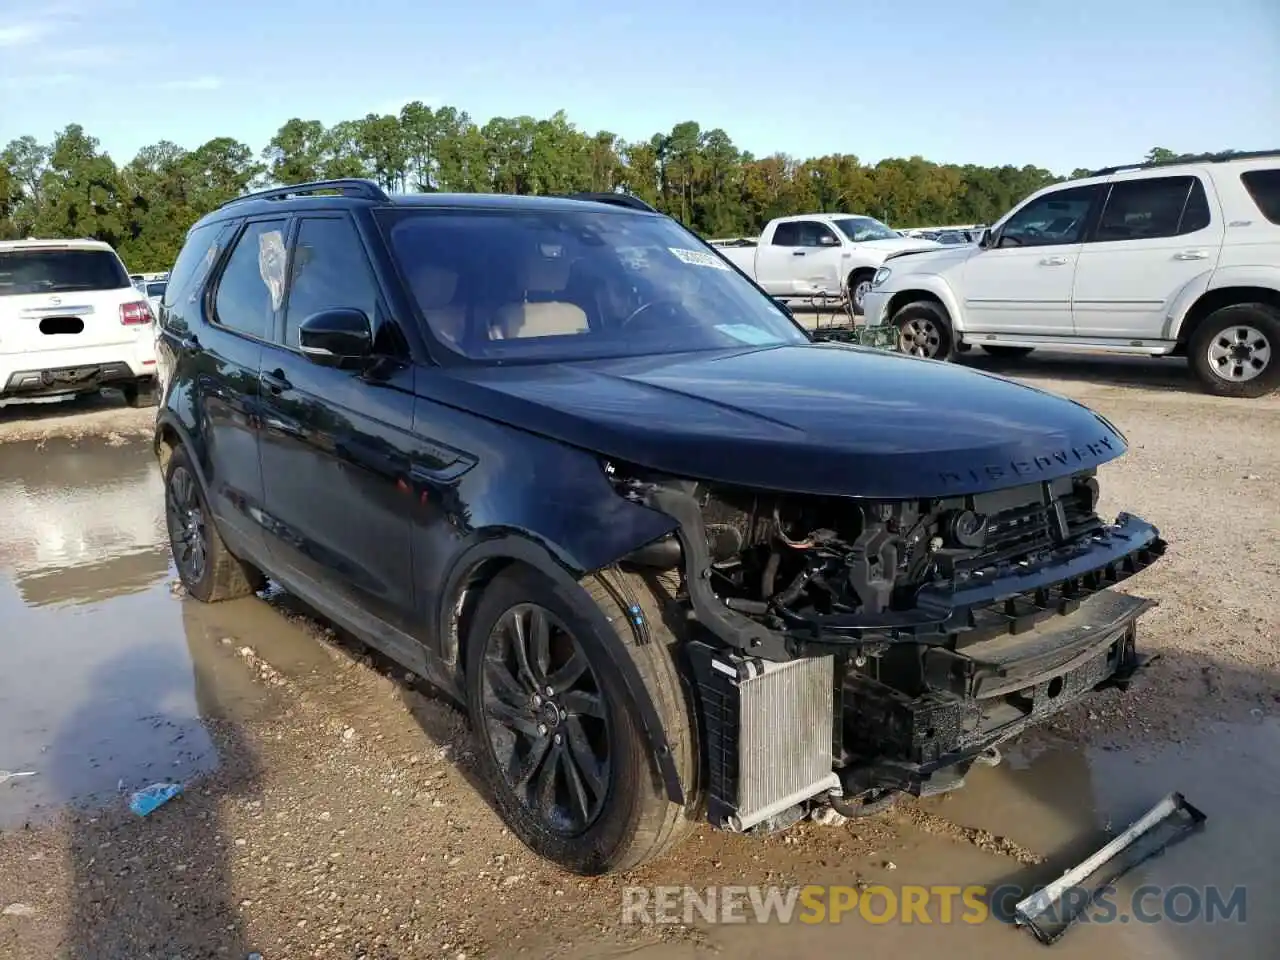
[1188,303,1280,398]
[464,565,698,875]
[847,270,876,316]
[123,378,158,408]
[892,300,955,361]
[164,445,266,602]
[980,345,1036,359]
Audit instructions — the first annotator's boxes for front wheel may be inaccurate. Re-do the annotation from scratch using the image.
[465,566,698,875]
[1189,303,1280,398]
[892,300,954,360]
[847,270,876,316]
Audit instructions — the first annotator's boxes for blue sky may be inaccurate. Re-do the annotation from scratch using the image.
[2,0,1278,175]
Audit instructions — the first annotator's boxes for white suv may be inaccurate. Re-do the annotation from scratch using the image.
[862,152,1280,398]
[0,239,159,407]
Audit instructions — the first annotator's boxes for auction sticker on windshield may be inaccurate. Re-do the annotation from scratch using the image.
[668,247,730,270]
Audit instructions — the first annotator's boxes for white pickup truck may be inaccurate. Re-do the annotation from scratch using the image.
[710,214,939,313]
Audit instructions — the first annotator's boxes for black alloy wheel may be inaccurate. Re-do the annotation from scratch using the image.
[166,463,209,585]
[479,602,612,836]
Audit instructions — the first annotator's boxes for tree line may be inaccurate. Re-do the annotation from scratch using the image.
[0,102,1229,272]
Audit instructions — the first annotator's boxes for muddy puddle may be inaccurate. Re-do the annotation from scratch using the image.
[582,721,1278,960]
[0,438,329,827]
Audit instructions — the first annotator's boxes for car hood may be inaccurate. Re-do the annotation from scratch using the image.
[438,344,1126,499]
[883,244,977,271]
[858,237,942,254]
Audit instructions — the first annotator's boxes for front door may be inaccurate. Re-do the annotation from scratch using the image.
[755,220,845,296]
[1071,174,1224,339]
[962,184,1104,336]
[256,213,420,639]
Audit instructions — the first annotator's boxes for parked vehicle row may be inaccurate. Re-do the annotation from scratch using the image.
[154,179,1165,876]
[862,151,1280,398]
[0,239,159,406]
[709,214,940,313]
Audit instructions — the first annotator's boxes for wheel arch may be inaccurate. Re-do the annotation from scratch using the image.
[437,533,688,807]
[884,280,964,331]
[1173,284,1280,345]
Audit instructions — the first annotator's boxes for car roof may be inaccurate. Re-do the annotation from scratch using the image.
[192,186,661,232]
[0,238,118,253]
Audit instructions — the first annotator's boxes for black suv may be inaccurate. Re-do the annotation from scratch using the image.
[155,179,1165,874]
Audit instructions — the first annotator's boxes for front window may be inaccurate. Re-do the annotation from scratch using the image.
[831,217,900,242]
[382,207,807,362]
[997,185,1102,247]
[0,249,131,297]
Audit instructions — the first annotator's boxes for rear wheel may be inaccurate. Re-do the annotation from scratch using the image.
[893,300,954,360]
[164,445,265,602]
[980,345,1036,359]
[1189,303,1280,398]
[465,566,698,875]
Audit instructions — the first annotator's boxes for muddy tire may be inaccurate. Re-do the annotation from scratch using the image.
[464,565,698,875]
[1188,303,1280,398]
[164,445,265,603]
[980,345,1035,359]
[892,300,955,361]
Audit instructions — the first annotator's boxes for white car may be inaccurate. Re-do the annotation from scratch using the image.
[862,152,1280,398]
[710,214,939,313]
[0,239,159,407]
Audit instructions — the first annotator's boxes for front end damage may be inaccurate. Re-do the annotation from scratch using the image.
[606,463,1167,832]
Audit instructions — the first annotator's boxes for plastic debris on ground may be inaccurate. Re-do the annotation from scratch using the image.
[0,770,36,785]
[129,782,184,816]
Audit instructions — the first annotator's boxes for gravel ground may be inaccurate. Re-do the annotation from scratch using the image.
[1,358,1277,959]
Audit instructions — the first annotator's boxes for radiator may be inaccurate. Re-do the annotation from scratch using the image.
[689,644,841,831]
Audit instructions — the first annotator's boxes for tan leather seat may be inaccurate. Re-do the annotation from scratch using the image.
[408,263,466,344]
[492,254,589,339]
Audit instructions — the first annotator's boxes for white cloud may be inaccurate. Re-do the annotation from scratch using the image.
[0,23,47,46]
[0,72,76,90]
[160,75,223,91]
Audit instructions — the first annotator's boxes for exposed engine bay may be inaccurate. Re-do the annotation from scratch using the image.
[607,463,1167,831]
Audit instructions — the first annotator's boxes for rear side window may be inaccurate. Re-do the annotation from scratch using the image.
[0,248,130,297]
[213,220,289,341]
[1240,169,1280,225]
[1094,176,1211,242]
[771,222,801,246]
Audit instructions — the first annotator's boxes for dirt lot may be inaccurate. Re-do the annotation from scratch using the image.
[1,355,1277,960]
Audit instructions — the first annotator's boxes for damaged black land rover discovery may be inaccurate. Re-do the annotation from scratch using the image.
[154,180,1166,875]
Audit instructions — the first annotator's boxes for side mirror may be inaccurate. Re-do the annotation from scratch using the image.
[818,235,840,247]
[298,308,373,367]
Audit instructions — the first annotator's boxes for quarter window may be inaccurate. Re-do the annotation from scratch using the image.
[1240,169,1280,225]
[283,217,378,348]
[213,219,288,341]
[1094,176,1212,242]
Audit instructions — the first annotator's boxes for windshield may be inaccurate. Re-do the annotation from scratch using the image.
[146,281,167,298]
[0,249,131,297]
[382,207,807,362]
[831,217,900,242]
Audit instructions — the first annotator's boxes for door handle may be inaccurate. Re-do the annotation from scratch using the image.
[1039,256,1070,266]
[792,250,806,256]
[259,369,291,395]
[1173,250,1209,261]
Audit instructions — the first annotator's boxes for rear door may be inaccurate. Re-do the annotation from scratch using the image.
[1071,173,1225,339]
[256,212,421,645]
[0,246,146,357]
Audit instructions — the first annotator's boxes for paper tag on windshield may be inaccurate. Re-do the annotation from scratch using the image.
[668,247,730,270]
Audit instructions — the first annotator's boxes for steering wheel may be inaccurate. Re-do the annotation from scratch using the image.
[620,298,686,329]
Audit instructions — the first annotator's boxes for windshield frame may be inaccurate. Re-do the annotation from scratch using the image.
[831,216,901,243]
[377,204,813,367]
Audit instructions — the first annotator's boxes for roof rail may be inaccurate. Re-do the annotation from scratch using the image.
[562,192,659,214]
[1090,148,1280,178]
[217,178,391,210]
